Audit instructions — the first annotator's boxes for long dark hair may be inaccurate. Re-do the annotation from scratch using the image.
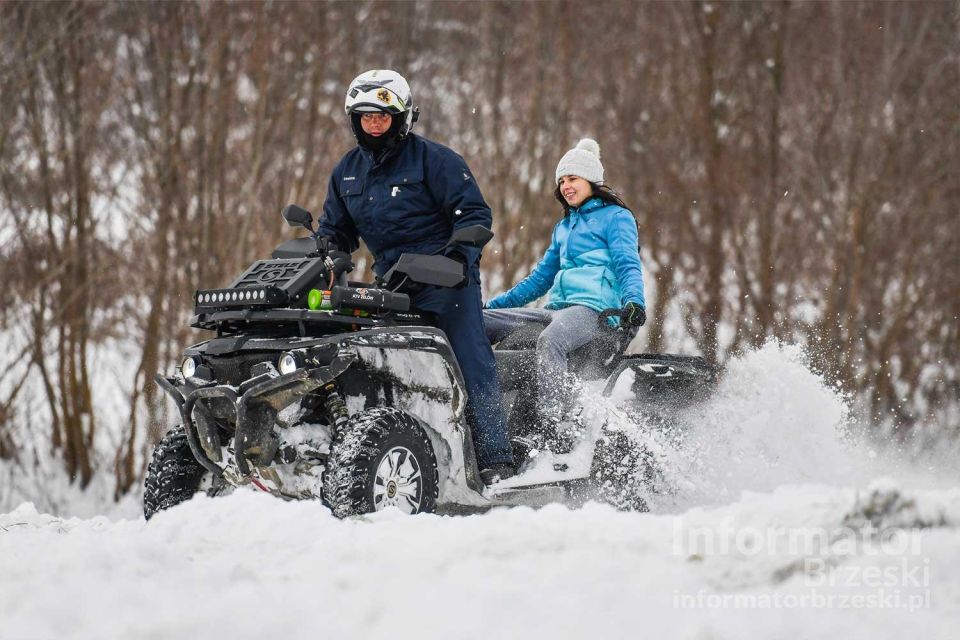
[553,182,630,216]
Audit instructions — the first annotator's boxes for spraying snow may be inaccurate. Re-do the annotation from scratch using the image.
[657,342,867,507]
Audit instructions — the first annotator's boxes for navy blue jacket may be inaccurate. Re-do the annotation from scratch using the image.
[319,134,491,284]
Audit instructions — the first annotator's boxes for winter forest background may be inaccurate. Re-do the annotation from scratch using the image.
[0,0,957,511]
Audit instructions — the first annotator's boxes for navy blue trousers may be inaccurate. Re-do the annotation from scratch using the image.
[414,278,514,469]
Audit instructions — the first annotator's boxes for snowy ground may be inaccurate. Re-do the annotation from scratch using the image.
[2,344,958,639]
[2,484,958,640]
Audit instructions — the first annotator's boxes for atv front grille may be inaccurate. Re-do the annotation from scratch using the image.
[202,353,277,386]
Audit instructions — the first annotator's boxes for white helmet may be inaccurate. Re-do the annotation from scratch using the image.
[344,69,418,137]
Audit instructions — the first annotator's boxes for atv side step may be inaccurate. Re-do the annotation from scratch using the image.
[486,484,569,506]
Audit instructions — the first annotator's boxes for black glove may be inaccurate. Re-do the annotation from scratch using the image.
[620,302,646,327]
[325,250,355,278]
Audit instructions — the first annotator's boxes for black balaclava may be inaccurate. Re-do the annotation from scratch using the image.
[351,112,406,158]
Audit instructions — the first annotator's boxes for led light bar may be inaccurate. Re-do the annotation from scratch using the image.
[194,286,287,309]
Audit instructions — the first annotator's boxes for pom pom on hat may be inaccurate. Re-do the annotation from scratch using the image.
[556,137,604,185]
[575,138,600,158]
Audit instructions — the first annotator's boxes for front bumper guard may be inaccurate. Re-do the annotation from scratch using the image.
[155,353,356,477]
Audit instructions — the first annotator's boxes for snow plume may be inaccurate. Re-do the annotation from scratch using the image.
[585,341,960,513]
[590,342,867,511]
[669,342,863,505]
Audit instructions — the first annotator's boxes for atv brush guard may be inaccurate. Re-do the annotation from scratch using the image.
[156,350,357,477]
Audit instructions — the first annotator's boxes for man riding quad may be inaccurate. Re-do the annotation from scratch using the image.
[318,69,515,484]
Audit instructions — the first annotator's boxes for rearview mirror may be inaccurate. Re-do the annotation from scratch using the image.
[282,204,314,230]
[448,224,494,248]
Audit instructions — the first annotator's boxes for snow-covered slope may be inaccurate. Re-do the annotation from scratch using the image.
[1,344,957,639]
[2,484,958,640]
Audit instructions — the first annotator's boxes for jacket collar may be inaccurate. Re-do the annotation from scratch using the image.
[570,197,605,215]
[358,133,411,168]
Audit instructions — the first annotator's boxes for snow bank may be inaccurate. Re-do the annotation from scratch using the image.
[1,482,958,639]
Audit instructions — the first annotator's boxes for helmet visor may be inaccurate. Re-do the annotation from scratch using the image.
[350,103,392,114]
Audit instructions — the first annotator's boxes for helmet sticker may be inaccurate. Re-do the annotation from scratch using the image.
[376,88,392,104]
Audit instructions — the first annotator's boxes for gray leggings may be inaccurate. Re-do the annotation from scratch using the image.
[483,305,602,420]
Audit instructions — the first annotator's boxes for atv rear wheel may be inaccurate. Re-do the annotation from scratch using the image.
[323,407,439,518]
[143,425,210,520]
[590,429,660,512]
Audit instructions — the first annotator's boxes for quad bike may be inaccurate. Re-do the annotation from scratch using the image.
[144,205,716,520]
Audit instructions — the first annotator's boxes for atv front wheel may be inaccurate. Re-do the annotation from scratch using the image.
[323,407,439,518]
[143,425,210,520]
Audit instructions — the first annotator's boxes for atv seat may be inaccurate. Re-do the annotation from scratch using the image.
[493,320,637,391]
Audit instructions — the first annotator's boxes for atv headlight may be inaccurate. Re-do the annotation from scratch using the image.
[278,352,303,375]
[181,356,198,379]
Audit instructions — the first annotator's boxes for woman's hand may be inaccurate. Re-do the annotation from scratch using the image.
[620,302,646,327]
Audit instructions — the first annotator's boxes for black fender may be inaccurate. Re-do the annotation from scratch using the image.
[602,354,716,407]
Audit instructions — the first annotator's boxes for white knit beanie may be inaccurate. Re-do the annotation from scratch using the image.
[555,138,604,185]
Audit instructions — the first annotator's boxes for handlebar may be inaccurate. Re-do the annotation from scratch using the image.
[597,308,623,332]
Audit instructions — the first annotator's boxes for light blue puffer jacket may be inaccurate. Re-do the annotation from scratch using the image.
[486,198,645,312]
